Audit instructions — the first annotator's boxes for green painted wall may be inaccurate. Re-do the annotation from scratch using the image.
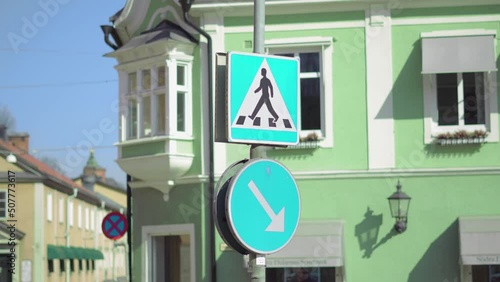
[134,0,188,36]
[121,141,165,158]
[131,184,211,282]
[224,11,369,172]
[213,174,500,282]
[391,4,500,18]
[392,20,500,169]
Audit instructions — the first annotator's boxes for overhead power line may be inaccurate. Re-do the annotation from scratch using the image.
[0,47,104,55]
[0,79,118,89]
[0,145,116,155]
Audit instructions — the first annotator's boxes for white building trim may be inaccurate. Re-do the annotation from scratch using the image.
[224,21,365,33]
[141,224,196,282]
[365,5,395,169]
[113,0,151,41]
[393,15,500,26]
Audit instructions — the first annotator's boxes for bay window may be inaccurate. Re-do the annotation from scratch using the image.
[123,59,192,140]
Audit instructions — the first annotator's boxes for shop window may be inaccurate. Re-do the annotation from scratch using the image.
[70,259,75,272]
[266,267,336,281]
[472,265,500,282]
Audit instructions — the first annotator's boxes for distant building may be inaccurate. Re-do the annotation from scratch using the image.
[73,150,127,211]
[0,133,127,282]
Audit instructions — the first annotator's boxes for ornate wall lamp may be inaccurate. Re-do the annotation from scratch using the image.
[387,181,411,233]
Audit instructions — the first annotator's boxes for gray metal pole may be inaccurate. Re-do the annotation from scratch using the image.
[253,0,265,54]
[249,0,266,281]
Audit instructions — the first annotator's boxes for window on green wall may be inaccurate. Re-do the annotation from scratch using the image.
[436,73,486,127]
[266,36,334,147]
[421,30,498,144]
[276,52,322,132]
[424,71,496,143]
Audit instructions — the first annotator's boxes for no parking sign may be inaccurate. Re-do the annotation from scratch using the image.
[102,211,128,240]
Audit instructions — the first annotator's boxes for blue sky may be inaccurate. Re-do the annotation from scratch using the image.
[0,0,127,186]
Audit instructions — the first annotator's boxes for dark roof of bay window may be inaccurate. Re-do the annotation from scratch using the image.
[115,20,198,52]
[109,8,123,23]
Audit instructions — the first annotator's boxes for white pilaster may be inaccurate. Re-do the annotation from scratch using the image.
[365,5,395,169]
[167,59,177,135]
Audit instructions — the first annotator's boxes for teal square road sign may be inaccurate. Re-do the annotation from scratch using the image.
[227,52,300,146]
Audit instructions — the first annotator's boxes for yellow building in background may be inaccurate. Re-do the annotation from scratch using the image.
[0,132,128,282]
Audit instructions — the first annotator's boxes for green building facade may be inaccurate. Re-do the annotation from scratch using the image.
[102,0,500,281]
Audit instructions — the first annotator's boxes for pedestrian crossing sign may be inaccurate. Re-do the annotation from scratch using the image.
[227,52,300,146]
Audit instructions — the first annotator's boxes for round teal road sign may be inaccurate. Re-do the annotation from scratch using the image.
[227,159,301,254]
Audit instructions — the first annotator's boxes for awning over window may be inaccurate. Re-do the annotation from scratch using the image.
[266,220,343,268]
[47,245,68,259]
[421,30,497,74]
[47,245,104,260]
[459,216,500,265]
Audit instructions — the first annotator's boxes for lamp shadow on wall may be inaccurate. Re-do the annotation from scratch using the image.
[354,207,397,258]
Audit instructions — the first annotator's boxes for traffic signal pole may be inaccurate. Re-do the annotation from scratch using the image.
[249,1,267,281]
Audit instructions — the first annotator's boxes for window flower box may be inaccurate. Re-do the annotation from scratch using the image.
[274,133,321,150]
[434,130,488,146]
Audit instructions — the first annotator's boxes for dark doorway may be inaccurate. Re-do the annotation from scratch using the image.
[0,255,13,282]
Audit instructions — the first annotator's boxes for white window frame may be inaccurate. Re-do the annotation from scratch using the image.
[168,57,193,137]
[141,224,196,282]
[122,58,193,141]
[423,71,498,144]
[98,211,103,234]
[0,190,6,219]
[90,210,95,231]
[68,199,74,227]
[58,197,64,224]
[85,207,89,230]
[265,36,334,148]
[78,204,82,229]
[47,193,53,222]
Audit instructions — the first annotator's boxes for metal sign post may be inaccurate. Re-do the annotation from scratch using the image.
[250,0,266,280]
